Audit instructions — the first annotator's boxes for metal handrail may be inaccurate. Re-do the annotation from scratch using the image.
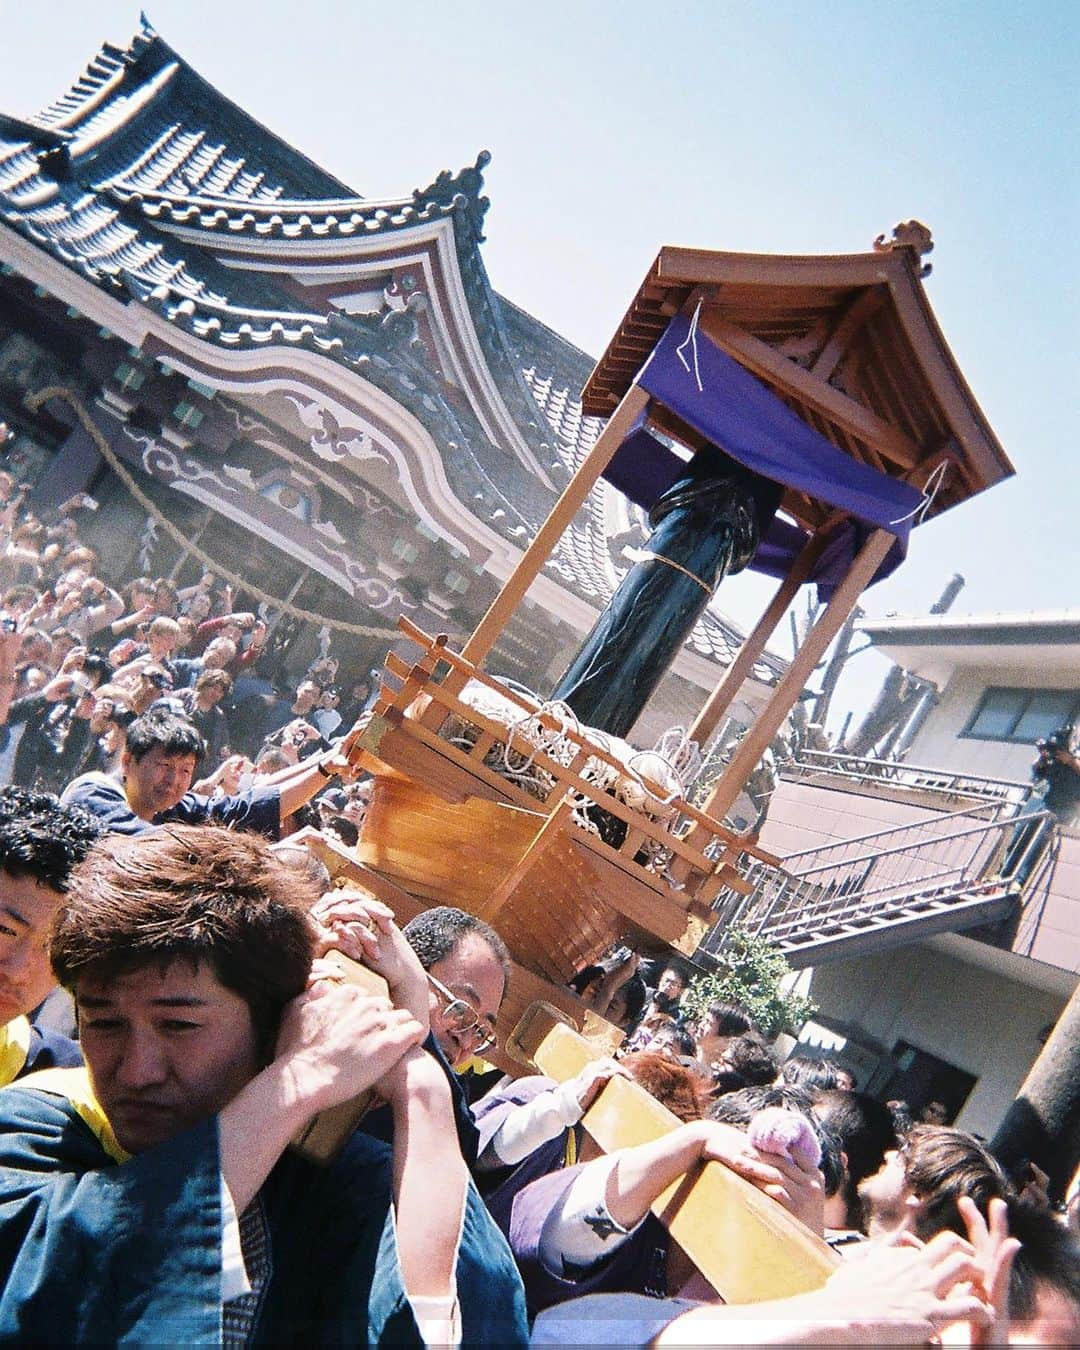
[785,750,1030,802]
[787,814,1020,878]
[706,807,1054,955]
[776,799,1016,865]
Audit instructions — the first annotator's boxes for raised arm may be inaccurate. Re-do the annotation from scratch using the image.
[218,980,424,1214]
[604,1120,819,1233]
[377,1047,470,1302]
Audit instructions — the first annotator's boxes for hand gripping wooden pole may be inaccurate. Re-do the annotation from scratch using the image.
[507,1003,838,1304]
[289,950,390,1165]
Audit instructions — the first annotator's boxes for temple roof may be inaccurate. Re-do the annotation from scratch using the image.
[0,17,784,691]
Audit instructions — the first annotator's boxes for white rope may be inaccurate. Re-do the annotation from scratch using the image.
[890,459,950,526]
[675,297,705,393]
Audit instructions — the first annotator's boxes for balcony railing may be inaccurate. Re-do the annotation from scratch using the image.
[702,800,1055,965]
[782,749,1032,809]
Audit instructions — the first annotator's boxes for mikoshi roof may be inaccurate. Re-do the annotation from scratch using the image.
[583,241,1014,531]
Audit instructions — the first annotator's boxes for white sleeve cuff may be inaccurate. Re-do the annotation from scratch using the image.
[484,1081,584,1168]
[219,1173,251,1302]
[391,1186,465,1349]
[538,1155,643,1275]
[408,1293,462,1348]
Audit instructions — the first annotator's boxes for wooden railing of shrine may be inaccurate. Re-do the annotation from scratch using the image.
[346,618,778,980]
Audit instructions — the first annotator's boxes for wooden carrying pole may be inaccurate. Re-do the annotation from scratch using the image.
[699,528,895,822]
[508,1003,837,1302]
[460,384,649,670]
[688,530,831,747]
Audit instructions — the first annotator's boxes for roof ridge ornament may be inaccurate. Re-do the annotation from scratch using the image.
[413,149,491,242]
[873,220,934,278]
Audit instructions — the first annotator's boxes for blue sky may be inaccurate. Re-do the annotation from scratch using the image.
[1,2,1076,725]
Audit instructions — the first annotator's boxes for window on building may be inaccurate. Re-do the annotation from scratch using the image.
[963,687,1080,744]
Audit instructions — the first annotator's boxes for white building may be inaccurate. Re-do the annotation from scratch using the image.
[715,609,1079,1139]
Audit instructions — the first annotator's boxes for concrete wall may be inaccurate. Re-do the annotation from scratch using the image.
[908,666,1069,781]
[760,779,954,858]
[807,943,1069,1138]
[1015,831,1080,974]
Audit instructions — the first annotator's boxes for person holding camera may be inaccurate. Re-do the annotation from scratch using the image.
[44,571,123,645]
[1032,724,1080,825]
[0,655,108,791]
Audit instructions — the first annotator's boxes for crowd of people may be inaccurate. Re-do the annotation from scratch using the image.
[0,466,1077,1344]
[0,474,373,842]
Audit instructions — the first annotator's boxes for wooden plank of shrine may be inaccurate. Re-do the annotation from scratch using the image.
[357,713,492,806]
[697,312,923,470]
[290,950,388,1164]
[688,529,832,751]
[384,620,780,868]
[290,830,625,1068]
[458,383,650,673]
[810,289,886,381]
[509,1005,838,1303]
[701,528,897,822]
[653,244,895,293]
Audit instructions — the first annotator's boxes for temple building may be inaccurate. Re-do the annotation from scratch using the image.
[0,17,782,737]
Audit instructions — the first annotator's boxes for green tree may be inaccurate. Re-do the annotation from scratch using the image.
[683,926,815,1041]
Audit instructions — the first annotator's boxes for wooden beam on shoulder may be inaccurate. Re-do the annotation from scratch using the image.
[508,1006,838,1303]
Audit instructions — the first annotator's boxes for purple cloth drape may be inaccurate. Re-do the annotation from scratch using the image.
[600,312,926,597]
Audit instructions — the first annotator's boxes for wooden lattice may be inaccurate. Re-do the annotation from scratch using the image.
[349,619,777,981]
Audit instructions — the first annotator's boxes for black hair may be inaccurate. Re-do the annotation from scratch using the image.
[0,786,102,892]
[616,972,648,1026]
[813,1089,899,1228]
[721,1033,779,1087]
[1006,1198,1080,1326]
[655,1024,698,1057]
[324,816,358,847]
[402,905,510,982]
[782,1056,839,1092]
[82,654,112,684]
[124,709,205,764]
[705,1001,758,1038]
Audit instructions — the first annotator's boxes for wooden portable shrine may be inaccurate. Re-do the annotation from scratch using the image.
[346,223,1014,1012]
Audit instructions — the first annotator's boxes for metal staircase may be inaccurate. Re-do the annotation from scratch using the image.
[702,798,1055,968]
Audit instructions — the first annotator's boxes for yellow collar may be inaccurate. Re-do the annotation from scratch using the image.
[0,1015,31,1087]
[16,1065,130,1162]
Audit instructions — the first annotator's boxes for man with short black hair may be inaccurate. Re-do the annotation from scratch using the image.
[0,784,101,1083]
[811,1089,898,1236]
[178,667,233,765]
[1006,1198,1080,1343]
[402,905,510,1071]
[0,825,528,1343]
[62,707,357,839]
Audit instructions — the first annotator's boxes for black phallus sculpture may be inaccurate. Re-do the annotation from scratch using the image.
[550,446,782,737]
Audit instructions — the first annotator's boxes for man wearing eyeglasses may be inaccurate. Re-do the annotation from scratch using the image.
[350,905,510,1170]
[402,906,509,1071]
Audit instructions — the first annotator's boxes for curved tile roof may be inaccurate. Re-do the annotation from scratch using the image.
[0,16,786,691]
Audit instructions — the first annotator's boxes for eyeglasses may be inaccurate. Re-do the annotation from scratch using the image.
[426,972,497,1054]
